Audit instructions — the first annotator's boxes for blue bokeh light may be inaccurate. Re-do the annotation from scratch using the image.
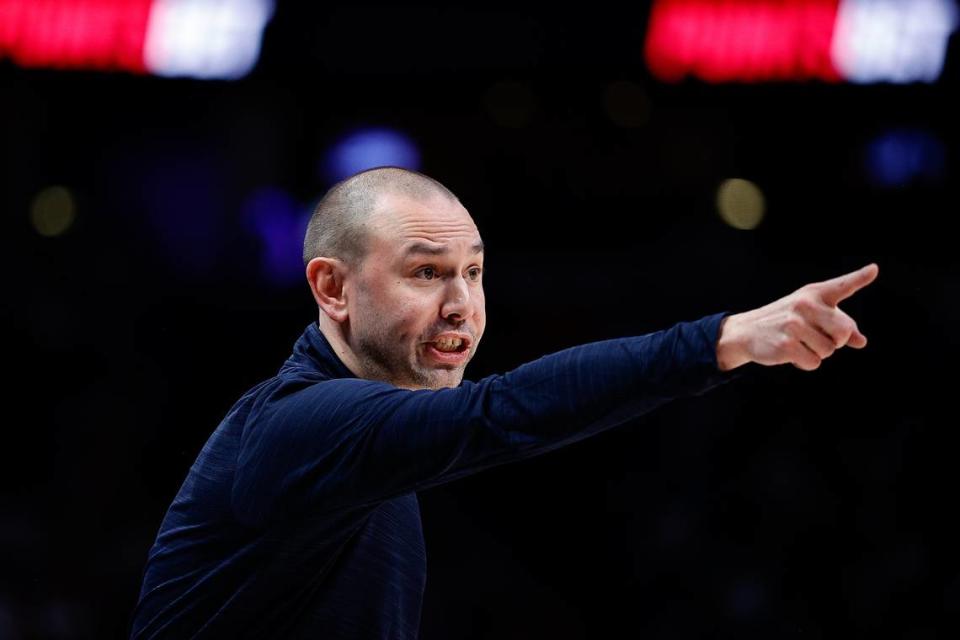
[321,127,421,183]
[242,187,312,288]
[865,129,946,188]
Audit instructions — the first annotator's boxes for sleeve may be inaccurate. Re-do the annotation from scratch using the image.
[231,312,746,525]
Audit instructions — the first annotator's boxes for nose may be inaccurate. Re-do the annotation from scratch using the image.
[440,274,475,324]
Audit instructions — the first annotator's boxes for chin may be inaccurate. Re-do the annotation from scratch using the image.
[427,371,464,390]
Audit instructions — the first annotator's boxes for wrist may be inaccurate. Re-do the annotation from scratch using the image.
[716,312,749,372]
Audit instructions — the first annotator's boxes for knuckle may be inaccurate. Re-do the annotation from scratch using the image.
[783,314,803,333]
[792,296,815,314]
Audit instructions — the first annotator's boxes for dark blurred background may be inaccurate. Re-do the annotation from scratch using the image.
[2,0,958,638]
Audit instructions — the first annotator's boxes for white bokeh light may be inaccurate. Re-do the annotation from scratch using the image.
[144,0,274,80]
[832,0,958,83]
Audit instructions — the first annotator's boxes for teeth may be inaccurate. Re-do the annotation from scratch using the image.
[434,337,463,352]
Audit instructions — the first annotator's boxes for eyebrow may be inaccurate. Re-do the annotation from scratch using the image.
[403,240,485,257]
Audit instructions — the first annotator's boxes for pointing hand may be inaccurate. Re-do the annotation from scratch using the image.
[716,264,879,371]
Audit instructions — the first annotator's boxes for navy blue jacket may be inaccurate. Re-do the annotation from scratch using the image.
[131,312,742,638]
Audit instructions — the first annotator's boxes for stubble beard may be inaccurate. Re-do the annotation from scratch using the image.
[354,325,464,390]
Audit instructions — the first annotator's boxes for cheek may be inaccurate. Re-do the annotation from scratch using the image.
[355,278,407,322]
[386,299,428,340]
[357,278,445,341]
[475,291,487,326]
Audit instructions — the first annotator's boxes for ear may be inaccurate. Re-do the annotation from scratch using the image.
[306,257,350,323]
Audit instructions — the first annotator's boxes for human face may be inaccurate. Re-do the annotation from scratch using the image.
[344,191,486,390]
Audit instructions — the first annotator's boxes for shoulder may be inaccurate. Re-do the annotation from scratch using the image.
[256,374,413,419]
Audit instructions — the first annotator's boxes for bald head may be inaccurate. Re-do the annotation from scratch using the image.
[303,166,459,269]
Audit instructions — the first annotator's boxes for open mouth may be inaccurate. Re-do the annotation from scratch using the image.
[425,338,470,364]
[427,334,471,352]
[431,340,468,354]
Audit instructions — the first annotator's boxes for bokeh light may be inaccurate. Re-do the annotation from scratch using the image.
[716,178,766,230]
[144,0,276,80]
[242,187,311,288]
[0,0,275,79]
[865,129,946,188]
[30,186,76,237]
[321,128,421,184]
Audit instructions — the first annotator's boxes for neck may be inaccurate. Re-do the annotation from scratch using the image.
[317,315,365,379]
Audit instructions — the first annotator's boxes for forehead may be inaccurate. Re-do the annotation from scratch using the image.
[368,192,483,257]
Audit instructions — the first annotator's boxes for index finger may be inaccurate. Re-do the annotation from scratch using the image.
[815,263,879,306]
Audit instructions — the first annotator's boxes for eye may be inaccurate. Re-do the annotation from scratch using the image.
[415,266,438,280]
[467,267,482,281]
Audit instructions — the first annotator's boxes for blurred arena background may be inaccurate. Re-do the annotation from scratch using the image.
[1,1,958,637]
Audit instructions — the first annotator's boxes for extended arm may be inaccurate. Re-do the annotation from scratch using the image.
[232,312,741,525]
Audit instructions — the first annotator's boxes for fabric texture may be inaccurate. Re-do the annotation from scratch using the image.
[130,312,743,639]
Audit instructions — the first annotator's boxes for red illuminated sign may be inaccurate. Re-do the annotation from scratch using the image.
[644,0,958,84]
[645,0,843,82]
[0,0,153,72]
[0,0,274,79]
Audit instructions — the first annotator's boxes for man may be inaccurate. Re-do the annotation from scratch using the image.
[130,167,878,638]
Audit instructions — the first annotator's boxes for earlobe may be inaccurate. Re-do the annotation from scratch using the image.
[307,258,349,323]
